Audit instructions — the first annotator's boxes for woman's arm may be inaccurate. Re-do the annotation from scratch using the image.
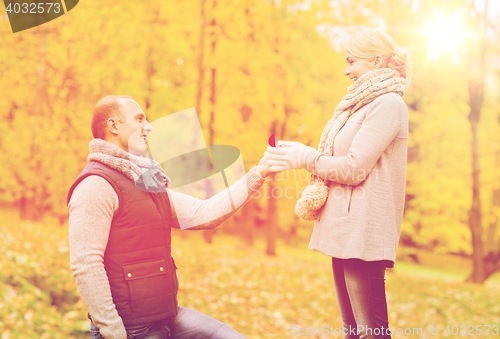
[266,95,406,185]
[304,96,406,185]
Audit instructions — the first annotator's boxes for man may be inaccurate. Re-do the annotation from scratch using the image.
[68,95,272,339]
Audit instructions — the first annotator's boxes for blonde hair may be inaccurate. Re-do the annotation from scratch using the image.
[345,29,412,84]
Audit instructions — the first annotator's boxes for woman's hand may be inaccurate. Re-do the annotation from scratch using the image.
[265,141,315,172]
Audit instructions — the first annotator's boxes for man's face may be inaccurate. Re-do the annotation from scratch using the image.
[115,99,152,156]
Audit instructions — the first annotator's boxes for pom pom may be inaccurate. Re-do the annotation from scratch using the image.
[295,182,329,220]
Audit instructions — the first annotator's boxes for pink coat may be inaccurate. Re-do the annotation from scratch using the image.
[304,92,408,266]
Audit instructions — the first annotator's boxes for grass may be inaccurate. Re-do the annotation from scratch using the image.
[194,230,500,285]
[393,251,500,286]
[172,231,500,339]
[0,210,499,338]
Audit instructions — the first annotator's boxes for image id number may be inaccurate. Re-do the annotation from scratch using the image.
[6,2,62,14]
[443,325,498,336]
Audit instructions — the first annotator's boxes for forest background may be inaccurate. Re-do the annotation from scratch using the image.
[1,0,500,337]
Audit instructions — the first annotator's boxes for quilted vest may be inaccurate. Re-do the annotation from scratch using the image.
[67,161,179,326]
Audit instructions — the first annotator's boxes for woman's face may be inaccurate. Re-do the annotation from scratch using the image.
[344,50,377,82]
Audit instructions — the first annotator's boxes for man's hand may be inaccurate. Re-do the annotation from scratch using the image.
[256,152,276,178]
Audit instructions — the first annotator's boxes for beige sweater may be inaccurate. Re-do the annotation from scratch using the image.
[68,167,264,339]
[304,93,408,266]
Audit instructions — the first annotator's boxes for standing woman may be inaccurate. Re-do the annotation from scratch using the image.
[265,29,411,339]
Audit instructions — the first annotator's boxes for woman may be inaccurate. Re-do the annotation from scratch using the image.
[265,29,412,339]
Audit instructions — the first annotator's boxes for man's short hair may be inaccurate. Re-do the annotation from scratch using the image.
[91,95,133,139]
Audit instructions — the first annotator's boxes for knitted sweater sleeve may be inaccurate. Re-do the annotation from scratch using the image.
[167,167,265,230]
[304,94,406,185]
[68,175,127,339]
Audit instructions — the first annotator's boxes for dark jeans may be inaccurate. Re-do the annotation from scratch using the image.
[332,258,391,339]
[90,306,247,339]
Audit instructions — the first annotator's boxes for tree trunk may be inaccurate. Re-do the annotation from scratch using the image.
[466,0,488,284]
[467,118,484,283]
[20,29,47,221]
[485,188,500,257]
[208,0,217,149]
[478,109,500,281]
[266,122,278,256]
[145,2,159,111]
[20,197,39,221]
[145,43,155,111]
[35,31,46,116]
[239,200,255,247]
[284,215,298,246]
[196,0,210,243]
[195,0,206,115]
[266,180,278,256]
[202,0,218,244]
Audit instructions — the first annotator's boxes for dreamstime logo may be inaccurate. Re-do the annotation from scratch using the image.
[3,0,79,33]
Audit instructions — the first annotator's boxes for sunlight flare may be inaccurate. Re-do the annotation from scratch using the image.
[423,14,471,63]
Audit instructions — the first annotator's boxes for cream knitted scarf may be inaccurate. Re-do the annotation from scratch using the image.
[296,68,407,220]
[88,139,170,193]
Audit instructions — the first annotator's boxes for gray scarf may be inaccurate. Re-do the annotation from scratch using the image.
[88,139,170,193]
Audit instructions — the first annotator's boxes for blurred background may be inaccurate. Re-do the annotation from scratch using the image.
[1,0,500,338]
